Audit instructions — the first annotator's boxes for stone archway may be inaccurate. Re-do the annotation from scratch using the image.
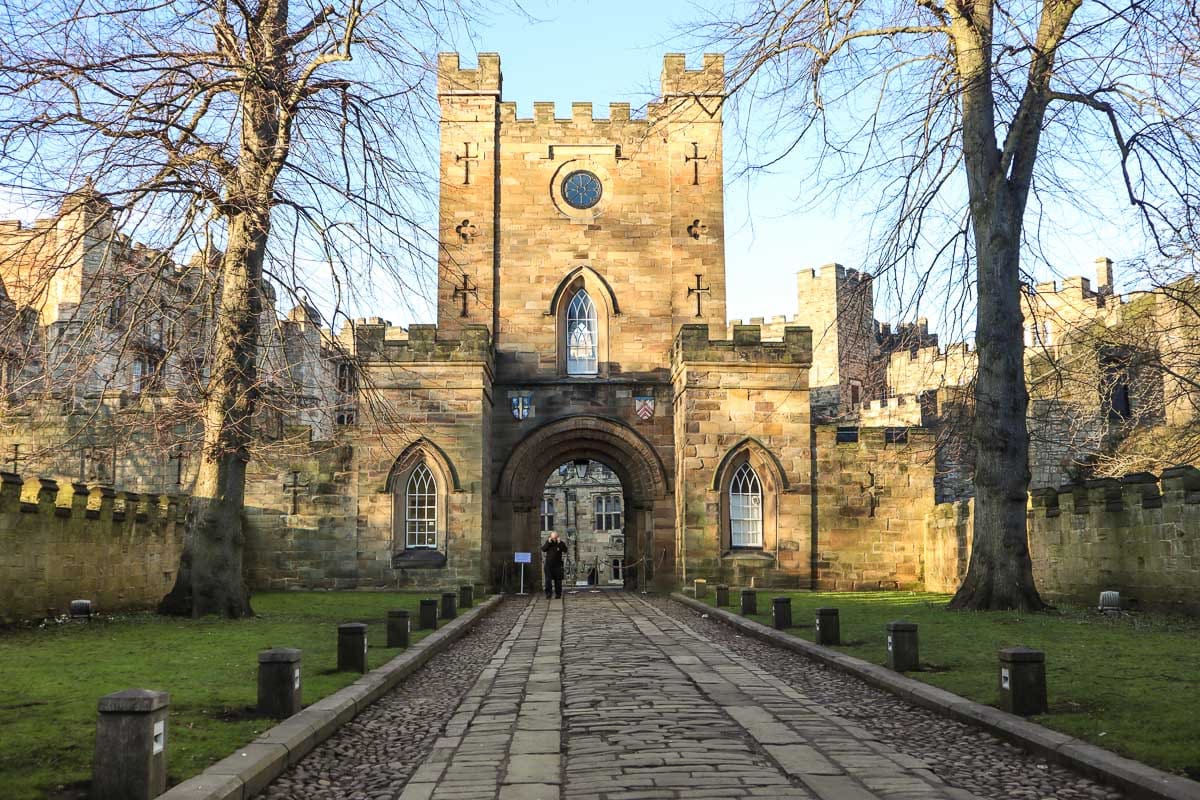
[493,415,673,591]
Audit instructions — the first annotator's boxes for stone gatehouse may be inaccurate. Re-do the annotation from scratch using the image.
[326,52,827,592]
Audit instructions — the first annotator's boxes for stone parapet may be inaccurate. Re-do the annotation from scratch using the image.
[355,323,491,364]
[924,465,1200,611]
[672,324,812,367]
[0,472,187,623]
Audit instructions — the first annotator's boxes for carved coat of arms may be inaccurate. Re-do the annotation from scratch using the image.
[511,394,533,420]
[634,395,655,421]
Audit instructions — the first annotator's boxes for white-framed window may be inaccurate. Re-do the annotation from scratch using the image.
[730,462,763,548]
[541,496,555,532]
[566,290,598,375]
[405,463,437,549]
[132,355,160,394]
[594,494,622,530]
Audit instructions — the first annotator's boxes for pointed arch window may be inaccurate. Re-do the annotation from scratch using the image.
[566,290,598,375]
[405,463,438,549]
[729,462,763,548]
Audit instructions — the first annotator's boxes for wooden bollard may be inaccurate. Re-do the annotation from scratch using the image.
[459,584,474,609]
[815,607,840,645]
[740,589,758,615]
[693,579,708,599]
[772,597,792,630]
[387,609,411,648]
[337,623,368,673]
[886,622,918,672]
[419,598,439,630]
[441,592,458,620]
[715,585,730,607]
[257,648,302,718]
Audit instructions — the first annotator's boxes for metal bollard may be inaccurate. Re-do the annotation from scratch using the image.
[886,622,919,672]
[715,584,730,607]
[92,689,169,800]
[419,598,439,630]
[740,588,758,615]
[387,609,411,648]
[772,597,792,630]
[693,579,708,599]
[257,648,302,719]
[815,607,840,645]
[441,592,458,620]
[337,623,368,673]
[999,647,1047,716]
[459,584,474,609]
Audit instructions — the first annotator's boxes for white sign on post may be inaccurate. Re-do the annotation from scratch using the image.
[1001,667,1011,690]
[153,720,165,755]
[514,552,531,595]
[887,635,893,652]
[294,668,301,690]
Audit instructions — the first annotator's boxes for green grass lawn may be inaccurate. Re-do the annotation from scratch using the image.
[701,590,1200,777]
[0,591,455,800]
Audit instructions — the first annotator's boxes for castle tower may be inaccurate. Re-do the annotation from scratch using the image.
[796,264,875,413]
[436,53,501,336]
[662,53,727,338]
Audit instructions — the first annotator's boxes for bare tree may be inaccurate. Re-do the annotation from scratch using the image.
[706,0,1200,609]
[0,0,463,616]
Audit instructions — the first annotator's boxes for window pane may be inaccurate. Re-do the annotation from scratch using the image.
[406,464,437,549]
[566,290,598,375]
[730,463,763,548]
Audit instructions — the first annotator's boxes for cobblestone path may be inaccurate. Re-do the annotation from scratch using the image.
[265,592,1124,800]
[395,593,978,800]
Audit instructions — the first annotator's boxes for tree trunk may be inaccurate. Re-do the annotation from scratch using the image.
[949,208,1047,611]
[160,212,267,618]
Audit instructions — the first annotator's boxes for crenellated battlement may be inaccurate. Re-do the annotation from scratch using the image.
[673,323,812,366]
[437,52,502,96]
[660,53,725,98]
[796,263,870,285]
[0,472,187,521]
[498,100,655,130]
[1030,466,1200,516]
[925,465,1200,610]
[351,322,491,363]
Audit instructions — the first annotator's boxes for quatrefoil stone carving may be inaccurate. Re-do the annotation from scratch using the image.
[687,219,708,240]
[456,219,478,243]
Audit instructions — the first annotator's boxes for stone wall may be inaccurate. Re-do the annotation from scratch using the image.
[812,425,938,590]
[923,466,1200,611]
[0,473,186,623]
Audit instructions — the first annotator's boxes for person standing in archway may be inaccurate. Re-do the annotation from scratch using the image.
[542,531,568,600]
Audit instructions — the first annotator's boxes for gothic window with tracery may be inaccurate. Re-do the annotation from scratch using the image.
[405,464,437,549]
[566,290,598,375]
[729,462,763,548]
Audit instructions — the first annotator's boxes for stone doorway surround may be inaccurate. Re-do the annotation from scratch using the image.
[493,415,673,592]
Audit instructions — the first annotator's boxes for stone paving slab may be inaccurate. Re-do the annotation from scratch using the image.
[389,592,986,799]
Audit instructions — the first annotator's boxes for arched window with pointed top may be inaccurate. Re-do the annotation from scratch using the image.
[405,463,438,549]
[729,462,763,548]
[566,290,598,375]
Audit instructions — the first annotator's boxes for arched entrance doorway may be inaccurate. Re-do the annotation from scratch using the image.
[493,415,672,591]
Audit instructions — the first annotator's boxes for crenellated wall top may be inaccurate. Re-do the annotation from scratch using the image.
[0,472,187,522]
